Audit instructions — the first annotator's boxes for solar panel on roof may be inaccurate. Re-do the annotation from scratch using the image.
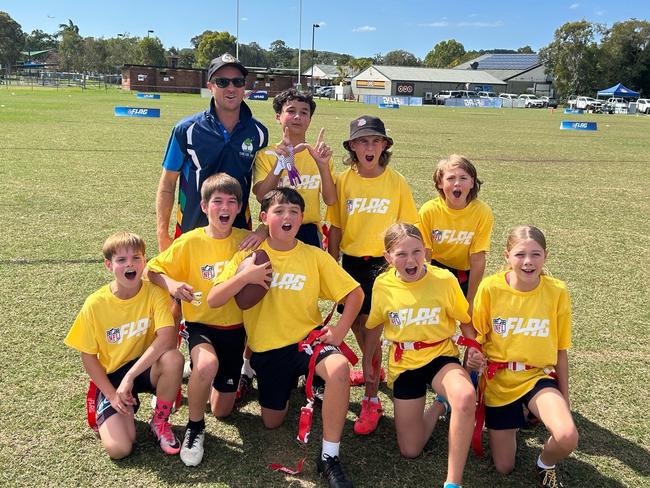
[478,54,539,70]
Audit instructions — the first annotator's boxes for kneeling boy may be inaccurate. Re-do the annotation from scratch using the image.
[64,232,184,459]
[208,188,363,488]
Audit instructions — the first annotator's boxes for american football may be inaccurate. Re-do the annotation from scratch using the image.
[234,250,272,310]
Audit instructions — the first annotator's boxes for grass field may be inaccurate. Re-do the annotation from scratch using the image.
[1,86,648,488]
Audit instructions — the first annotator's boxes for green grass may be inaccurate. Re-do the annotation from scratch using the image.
[1,86,649,487]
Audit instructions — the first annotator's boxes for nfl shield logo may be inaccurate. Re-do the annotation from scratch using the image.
[432,230,443,242]
[346,199,353,214]
[106,327,121,344]
[388,311,402,326]
[493,317,507,335]
[201,264,215,280]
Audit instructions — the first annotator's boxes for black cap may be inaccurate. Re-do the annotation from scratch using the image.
[207,53,248,81]
[343,115,393,151]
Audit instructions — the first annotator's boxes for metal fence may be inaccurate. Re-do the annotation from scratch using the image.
[0,69,122,90]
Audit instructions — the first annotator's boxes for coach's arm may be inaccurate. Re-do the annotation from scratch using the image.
[156,169,179,252]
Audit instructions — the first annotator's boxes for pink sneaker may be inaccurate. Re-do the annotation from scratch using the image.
[150,418,181,455]
[354,398,383,435]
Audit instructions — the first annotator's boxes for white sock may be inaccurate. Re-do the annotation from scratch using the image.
[321,439,340,459]
[537,455,555,469]
[368,396,380,403]
[241,358,255,378]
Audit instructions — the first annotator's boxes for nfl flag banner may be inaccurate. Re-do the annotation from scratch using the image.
[114,107,160,118]
[136,93,161,99]
[378,103,399,109]
[560,121,597,131]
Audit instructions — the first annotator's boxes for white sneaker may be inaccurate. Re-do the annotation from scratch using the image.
[183,359,192,380]
[180,427,205,467]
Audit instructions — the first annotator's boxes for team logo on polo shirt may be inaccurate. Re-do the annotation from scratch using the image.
[201,264,215,280]
[492,317,507,335]
[241,138,253,154]
[106,327,121,344]
[388,311,402,326]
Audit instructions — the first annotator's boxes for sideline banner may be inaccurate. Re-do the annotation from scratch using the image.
[362,95,423,106]
[445,98,502,108]
[114,107,160,117]
[136,93,160,99]
[560,121,597,131]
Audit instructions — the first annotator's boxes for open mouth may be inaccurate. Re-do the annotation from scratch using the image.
[365,155,375,162]
[405,266,418,276]
[452,190,462,198]
[281,223,292,231]
[219,214,230,224]
[125,270,137,280]
[521,268,536,275]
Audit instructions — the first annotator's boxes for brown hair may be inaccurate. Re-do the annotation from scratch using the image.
[260,187,305,213]
[102,231,146,261]
[384,223,424,253]
[344,144,392,170]
[200,173,243,205]
[433,154,482,202]
[504,225,548,274]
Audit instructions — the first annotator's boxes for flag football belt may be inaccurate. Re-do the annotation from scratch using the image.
[472,362,557,457]
[86,380,99,433]
[267,307,358,476]
[392,334,481,363]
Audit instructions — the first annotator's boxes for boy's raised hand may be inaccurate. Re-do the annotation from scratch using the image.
[168,279,195,303]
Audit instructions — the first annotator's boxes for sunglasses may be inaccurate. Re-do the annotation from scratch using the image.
[211,77,246,88]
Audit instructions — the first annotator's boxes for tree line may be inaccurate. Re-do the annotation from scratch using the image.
[1,11,648,98]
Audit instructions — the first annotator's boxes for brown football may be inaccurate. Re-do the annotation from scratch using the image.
[234,250,272,310]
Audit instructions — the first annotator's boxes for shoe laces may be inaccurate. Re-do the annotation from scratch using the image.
[540,468,560,488]
[322,455,347,482]
[185,428,203,449]
[154,419,176,444]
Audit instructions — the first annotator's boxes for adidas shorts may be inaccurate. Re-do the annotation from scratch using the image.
[185,322,246,393]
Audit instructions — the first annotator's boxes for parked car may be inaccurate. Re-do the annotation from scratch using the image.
[315,86,335,97]
[434,90,461,105]
[540,96,558,108]
[498,93,519,100]
[458,90,479,98]
[478,91,498,98]
[576,96,604,112]
[637,98,650,114]
[602,97,628,114]
[518,94,545,108]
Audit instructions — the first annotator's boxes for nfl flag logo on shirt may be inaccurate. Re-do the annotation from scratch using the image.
[201,264,215,280]
[432,230,443,242]
[106,328,121,344]
[492,317,507,335]
[346,199,353,215]
[388,311,402,326]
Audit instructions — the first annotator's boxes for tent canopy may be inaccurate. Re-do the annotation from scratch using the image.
[597,83,640,98]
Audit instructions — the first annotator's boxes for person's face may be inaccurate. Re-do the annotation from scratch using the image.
[201,191,241,237]
[437,166,474,209]
[276,100,312,138]
[105,247,145,293]
[505,238,548,291]
[349,136,388,176]
[207,65,246,113]
[261,202,303,242]
[384,236,426,283]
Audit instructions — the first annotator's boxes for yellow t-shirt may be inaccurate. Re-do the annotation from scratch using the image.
[254,143,336,225]
[64,281,174,374]
[366,264,470,387]
[147,227,247,327]
[325,167,419,257]
[418,197,494,271]
[216,240,360,352]
[473,272,572,406]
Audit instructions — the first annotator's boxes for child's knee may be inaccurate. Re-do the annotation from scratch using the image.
[325,355,350,384]
[193,357,218,383]
[450,387,476,416]
[555,427,579,454]
[493,457,515,474]
[104,440,133,460]
[160,348,184,372]
[399,445,422,459]
[262,415,284,430]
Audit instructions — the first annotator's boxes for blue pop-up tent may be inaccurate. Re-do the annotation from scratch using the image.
[597,83,640,98]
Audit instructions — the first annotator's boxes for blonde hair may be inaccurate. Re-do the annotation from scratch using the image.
[433,154,482,202]
[384,223,424,253]
[201,173,243,204]
[504,225,548,274]
[102,231,146,261]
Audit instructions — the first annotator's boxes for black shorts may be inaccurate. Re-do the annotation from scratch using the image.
[186,322,246,393]
[338,254,387,315]
[431,260,470,297]
[393,356,461,400]
[296,223,322,249]
[95,358,154,428]
[250,338,340,410]
[485,378,559,430]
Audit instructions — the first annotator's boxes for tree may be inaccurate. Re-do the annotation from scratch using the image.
[138,36,166,66]
[195,31,236,67]
[382,49,420,66]
[57,19,83,72]
[24,29,58,51]
[239,41,269,67]
[599,19,650,95]
[269,39,294,68]
[539,20,604,99]
[348,56,373,74]
[106,35,139,71]
[0,11,25,73]
[177,48,196,68]
[83,37,109,73]
[423,40,466,68]
[517,45,534,54]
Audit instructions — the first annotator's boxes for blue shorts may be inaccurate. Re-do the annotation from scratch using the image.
[485,378,559,430]
[250,336,340,410]
[338,254,386,315]
[95,358,154,428]
[393,356,461,400]
[186,322,246,393]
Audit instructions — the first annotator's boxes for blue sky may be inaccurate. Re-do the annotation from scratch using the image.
[4,0,648,59]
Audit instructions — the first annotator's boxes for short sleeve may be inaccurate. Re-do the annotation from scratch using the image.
[64,303,99,355]
[472,281,492,345]
[556,287,572,350]
[469,203,494,255]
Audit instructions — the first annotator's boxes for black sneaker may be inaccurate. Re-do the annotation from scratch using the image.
[235,374,254,403]
[537,465,564,488]
[316,453,353,488]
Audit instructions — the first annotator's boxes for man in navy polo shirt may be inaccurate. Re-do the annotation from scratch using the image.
[156,53,269,251]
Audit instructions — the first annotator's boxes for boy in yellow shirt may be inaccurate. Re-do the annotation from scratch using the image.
[209,188,363,488]
[65,232,183,459]
[147,173,249,467]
